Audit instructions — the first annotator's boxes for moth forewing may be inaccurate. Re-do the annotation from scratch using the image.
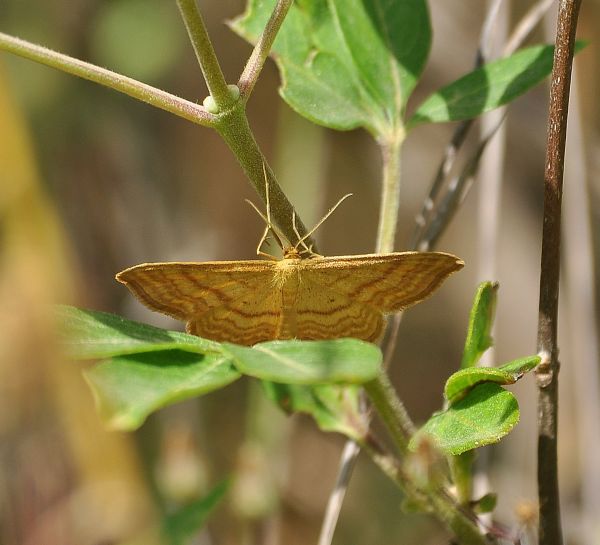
[116,251,463,345]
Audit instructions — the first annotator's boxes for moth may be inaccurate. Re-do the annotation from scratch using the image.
[117,181,463,345]
[117,247,462,345]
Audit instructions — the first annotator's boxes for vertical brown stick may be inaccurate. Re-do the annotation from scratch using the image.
[536,2,581,545]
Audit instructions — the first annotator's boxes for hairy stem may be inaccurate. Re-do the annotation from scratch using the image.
[361,436,489,545]
[238,0,294,100]
[535,1,582,545]
[364,370,489,544]
[364,370,416,455]
[215,105,313,249]
[376,130,404,254]
[0,32,214,126]
[176,0,232,109]
[0,5,311,249]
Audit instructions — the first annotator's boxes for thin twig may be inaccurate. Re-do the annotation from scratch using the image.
[412,0,555,251]
[317,441,361,545]
[411,0,501,249]
[479,0,506,61]
[0,32,214,126]
[382,313,404,369]
[536,2,581,545]
[238,0,294,100]
[504,0,557,56]
[176,0,232,109]
[421,113,506,251]
[412,119,474,251]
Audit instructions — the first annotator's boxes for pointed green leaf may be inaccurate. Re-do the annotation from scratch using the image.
[56,305,220,359]
[263,382,366,440]
[224,338,382,384]
[408,42,586,127]
[445,355,540,404]
[460,282,498,369]
[499,355,541,376]
[411,383,519,455]
[231,0,430,134]
[163,480,228,545]
[84,350,240,430]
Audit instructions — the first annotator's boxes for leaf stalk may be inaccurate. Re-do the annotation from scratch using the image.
[238,0,294,100]
[376,130,405,253]
[0,31,214,126]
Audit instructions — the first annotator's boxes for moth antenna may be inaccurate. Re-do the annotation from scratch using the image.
[246,199,285,257]
[305,243,323,258]
[246,161,293,258]
[245,198,270,225]
[263,161,273,227]
[292,210,313,254]
[295,193,353,250]
[261,161,287,249]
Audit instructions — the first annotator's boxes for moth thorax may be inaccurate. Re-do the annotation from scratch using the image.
[283,247,302,260]
[273,257,300,289]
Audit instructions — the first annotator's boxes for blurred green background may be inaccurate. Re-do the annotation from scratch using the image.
[1,1,599,544]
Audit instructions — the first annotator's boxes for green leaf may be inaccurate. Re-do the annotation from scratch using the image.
[408,42,586,127]
[231,0,431,135]
[499,355,541,375]
[224,338,382,384]
[411,383,519,455]
[56,305,220,359]
[263,382,367,440]
[84,350,240,430]
[163,480,228,545]
[445,355,540,404]
[460,282,498,369]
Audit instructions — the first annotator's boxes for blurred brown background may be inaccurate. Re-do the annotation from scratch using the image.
[1,1,599,544]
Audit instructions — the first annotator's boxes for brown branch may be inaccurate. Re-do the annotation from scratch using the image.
[535,2,582,545]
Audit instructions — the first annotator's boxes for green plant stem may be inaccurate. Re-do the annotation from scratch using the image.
[450,451,475,505]
[176,0,233,109]
[361,436,489,545]
[215,105,314,249]
[0,32,214,127]
[375,130,405,253]
[0,30,312,247]
[364,370,415,455]
[364,372,488,543]
[238,0,293,100]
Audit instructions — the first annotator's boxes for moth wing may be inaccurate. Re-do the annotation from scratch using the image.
[116,261,281,345]
[302,252,463,314]
[292,277,385,342]
[186,288,282,346]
